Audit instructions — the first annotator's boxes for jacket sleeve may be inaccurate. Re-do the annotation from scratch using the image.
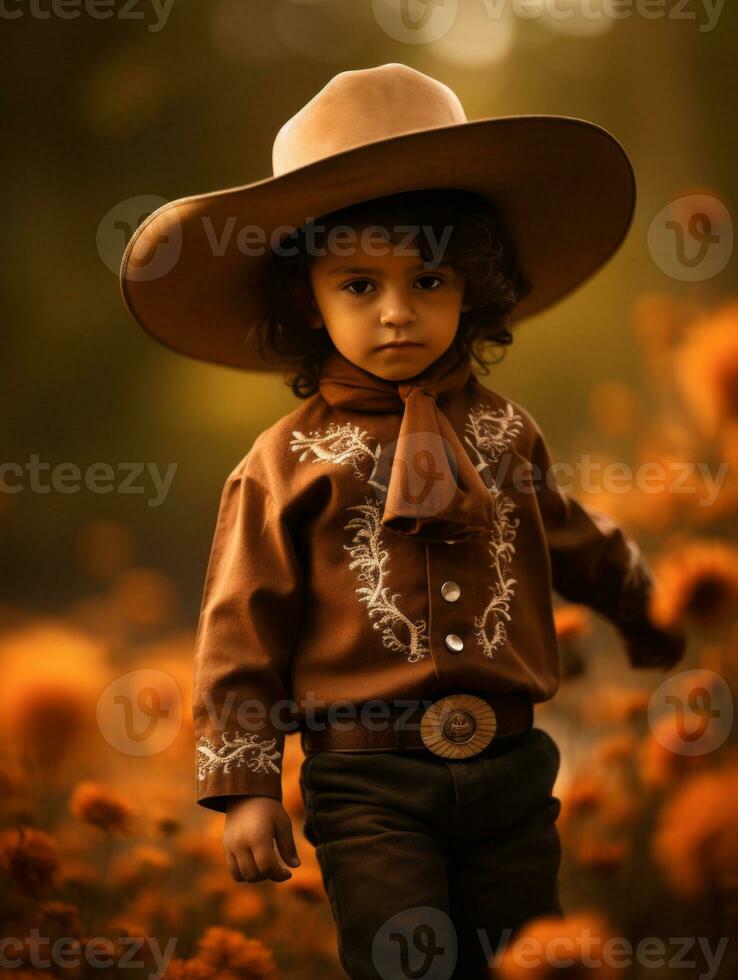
[529,423,687,670]
[192,465,304,812]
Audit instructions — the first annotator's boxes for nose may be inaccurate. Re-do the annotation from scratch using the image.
[379,287,416,328]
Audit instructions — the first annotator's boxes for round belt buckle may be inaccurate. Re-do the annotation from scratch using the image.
[420,694,497,759]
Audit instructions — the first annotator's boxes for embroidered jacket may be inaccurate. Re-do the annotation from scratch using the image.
[193,373,682,812]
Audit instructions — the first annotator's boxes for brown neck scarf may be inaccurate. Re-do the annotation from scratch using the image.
[318,344,495,543]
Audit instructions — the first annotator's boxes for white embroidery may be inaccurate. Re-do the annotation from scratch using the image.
[289,399,524,662]
[291,423,428,663]
[463,404,524,658]
[345,498,429,663]
[196,732,281,781]
[291,423,377,480]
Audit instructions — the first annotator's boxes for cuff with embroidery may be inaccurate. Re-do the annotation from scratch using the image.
[196,728,284,812]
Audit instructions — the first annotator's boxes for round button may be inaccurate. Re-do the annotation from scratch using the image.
[440,580,461,602]
[445,633,464,653]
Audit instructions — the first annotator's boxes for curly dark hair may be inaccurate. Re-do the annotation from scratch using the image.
[248,188,532,398]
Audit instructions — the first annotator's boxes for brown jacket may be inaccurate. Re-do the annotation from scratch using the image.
[193,372,681,812]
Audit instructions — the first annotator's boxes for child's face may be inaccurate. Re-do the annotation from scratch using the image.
[307,227,471,381]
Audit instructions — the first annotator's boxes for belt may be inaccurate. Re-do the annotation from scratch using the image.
[300,691,533,760]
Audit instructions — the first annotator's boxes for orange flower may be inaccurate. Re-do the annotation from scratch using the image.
[652,763,738,897]
[650,539,738,629]
[10,681,88,769]
[195,926,277,979]
[574,836,631,872]
[0,622,105,752]
[581,685,650,728]
[0,827,59,897]
[69,781,137,834]
[163,958,215,980]
[38,900,81,933]
[673,301,738,440]
[497,910,620,979]
[595,733,637,766]
[638,714,705,790]
[554,605,591,642]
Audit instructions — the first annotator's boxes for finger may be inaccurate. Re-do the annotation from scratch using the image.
[226,849,245,882]
[252,839,292,882]
[233,845,262,883]
[274,813,301,868]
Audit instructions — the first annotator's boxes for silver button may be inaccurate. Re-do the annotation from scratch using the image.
[445,633,464,653]
[444,539,456,545]
[440,580,461,602]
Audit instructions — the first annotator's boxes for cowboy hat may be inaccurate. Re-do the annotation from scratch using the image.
[118,62,636,373]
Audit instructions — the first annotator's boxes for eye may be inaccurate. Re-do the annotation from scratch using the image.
[414,274,445,290]
[342,279,375,297]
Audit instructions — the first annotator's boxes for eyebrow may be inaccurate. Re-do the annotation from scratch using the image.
[326,262,450,276]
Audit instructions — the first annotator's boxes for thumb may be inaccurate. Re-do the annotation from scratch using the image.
[274,812,301,868]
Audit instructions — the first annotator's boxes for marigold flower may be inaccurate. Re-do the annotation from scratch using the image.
[68,781,137,834]
[196,926,278,978]
[574,836,631,872]
[497,910,620,979]
[0,827,59,897]
[162,958,215,980]
[650,539,738,628]
[638,714,705,790]
[673,301,738,440]
[652,763,738,898]
[38,900,81,933]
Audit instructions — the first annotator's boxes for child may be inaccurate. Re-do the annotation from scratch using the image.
[120,64,687,980]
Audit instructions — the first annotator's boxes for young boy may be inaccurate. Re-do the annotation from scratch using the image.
[120,64,687,980]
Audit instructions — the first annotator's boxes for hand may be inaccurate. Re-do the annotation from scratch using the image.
[620,619,688,673]
[223,796,301,883]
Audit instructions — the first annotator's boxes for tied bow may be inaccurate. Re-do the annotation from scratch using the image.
[318,344,495,542]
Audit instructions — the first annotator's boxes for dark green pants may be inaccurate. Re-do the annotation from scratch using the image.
[299,726,563,980]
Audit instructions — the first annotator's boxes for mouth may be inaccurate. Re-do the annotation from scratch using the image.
[376,341,423,350]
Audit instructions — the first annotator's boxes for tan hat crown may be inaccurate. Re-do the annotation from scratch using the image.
[272,63,467,177]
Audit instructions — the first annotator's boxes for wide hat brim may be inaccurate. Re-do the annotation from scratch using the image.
[119,115,636,373]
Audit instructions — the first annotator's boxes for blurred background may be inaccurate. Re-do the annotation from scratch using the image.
[2,1,738,977]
